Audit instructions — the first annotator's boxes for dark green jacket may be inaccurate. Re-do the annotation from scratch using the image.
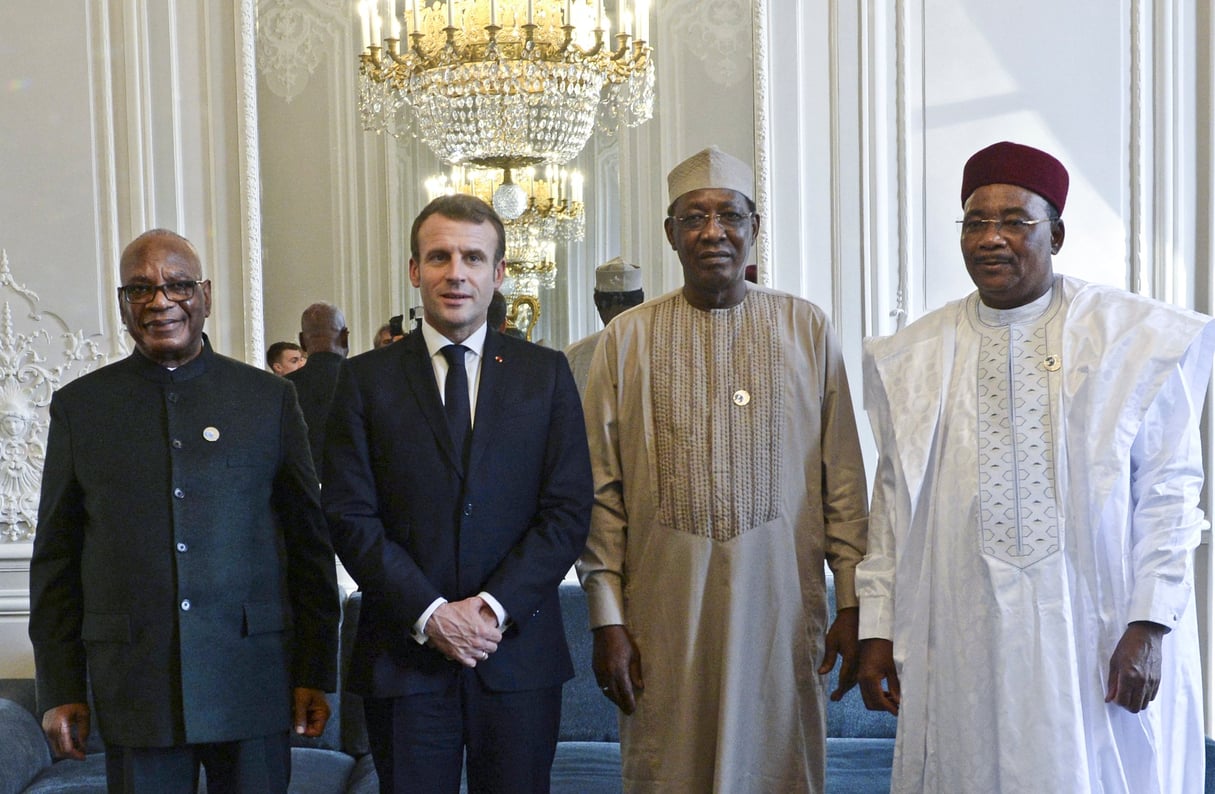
[30,338,340,747]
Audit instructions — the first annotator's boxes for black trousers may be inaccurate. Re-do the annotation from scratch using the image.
[364,668,562,794]
[103,731,291,794]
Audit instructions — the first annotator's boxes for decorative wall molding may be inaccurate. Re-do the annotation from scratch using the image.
[1130,0,1147,295]
[667,0,753,87]
[255,0,347,102]
[240,0,267,365]
[752,0,771,284]
[0,251,113,542]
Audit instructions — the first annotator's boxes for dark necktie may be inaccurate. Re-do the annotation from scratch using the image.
[441,344,471,462]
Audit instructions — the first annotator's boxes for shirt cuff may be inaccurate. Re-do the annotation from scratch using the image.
[583,572,626,628]
[1128,575,1192,632]
[857,595,894,641]
[477,591,508,628]
[412,597,447,644]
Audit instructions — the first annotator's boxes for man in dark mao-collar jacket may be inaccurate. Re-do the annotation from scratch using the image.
[29,228,340,794]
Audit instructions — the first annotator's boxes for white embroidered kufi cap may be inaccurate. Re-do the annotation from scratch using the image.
[594,257,643,292]
[666,145,755,205]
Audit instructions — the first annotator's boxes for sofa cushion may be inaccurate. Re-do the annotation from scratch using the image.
[0,697,52,794]
[823,576,898,739]
[342,754,380,794]
[825,737,895,794]
[21,755,107,794]
[557,583,619,742]
[550,741,623,794]
[287,747,356,794]
[338,592,369,758]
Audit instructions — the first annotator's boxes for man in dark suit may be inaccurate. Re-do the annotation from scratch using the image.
[29,229,340,794]
[286,301,349,473]
[323,194,592,794]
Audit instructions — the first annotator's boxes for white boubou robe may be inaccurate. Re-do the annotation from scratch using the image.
[858,275,1215,794]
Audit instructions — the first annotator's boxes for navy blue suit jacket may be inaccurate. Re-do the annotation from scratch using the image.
[322,329,591,697]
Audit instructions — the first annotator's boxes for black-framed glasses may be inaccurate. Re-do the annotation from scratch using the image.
[118,280,206,304]
[671,211,754,232]
[956,218,1053,237]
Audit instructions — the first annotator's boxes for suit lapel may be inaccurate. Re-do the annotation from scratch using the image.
[399,333,464,473]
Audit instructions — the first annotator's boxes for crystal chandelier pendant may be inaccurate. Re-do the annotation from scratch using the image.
[424,162,581,302]
[492,171,529,220]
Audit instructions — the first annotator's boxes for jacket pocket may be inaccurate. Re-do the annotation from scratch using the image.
[243,601,288,636]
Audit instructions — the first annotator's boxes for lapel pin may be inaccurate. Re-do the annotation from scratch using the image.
[1043,354,1061,372]
[202,426,220,442]
[732,389,751,407]
[495,355,503,363]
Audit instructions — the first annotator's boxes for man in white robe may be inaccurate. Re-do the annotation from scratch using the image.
[857,141,1215,793]
[564,257,644,398]
[578,146,869,793]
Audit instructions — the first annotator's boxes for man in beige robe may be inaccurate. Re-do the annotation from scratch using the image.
[578,146,869,793]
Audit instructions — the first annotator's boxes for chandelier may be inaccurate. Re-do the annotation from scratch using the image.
[425,164,585,292]
[356,0,655,169]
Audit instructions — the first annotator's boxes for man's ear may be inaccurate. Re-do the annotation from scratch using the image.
[664,217,677,250]
[1050,218,1065,255]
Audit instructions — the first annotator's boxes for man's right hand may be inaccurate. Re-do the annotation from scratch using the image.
[593,624,644,715]
[42,702,90,760]
[857,638,901,715]
[426,596,503,667]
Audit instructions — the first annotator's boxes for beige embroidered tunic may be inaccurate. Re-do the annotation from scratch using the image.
[578,285,868,793]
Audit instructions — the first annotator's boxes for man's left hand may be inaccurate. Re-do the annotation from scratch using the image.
[293,687,331,736]
[818,606,860,701]
[1105,621,1167,713]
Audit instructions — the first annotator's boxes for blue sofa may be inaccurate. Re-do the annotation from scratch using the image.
[0,585,618,794]
[15,582,1208,792]
[0,582,893,793]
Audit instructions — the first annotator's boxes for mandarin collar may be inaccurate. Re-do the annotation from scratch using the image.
[130,334,213,384]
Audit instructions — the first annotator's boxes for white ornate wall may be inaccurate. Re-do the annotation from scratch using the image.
[4,0,1215,731]
[0,0,261,676]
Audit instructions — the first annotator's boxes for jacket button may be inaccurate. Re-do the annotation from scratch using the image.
[167,392,178,403]
[176,542,188,552]
[172,439,182,449]
[180,599,191,611]
[173,488,185,499]
[463,503,473,516]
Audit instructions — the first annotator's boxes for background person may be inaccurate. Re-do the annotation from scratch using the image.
[267,340,306,375]
[286,301,349,473]
[563,257,644,398]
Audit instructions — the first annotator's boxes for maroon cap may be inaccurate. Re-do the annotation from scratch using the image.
[960,141,1069,213]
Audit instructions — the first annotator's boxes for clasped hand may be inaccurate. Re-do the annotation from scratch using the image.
[426,596,502,667]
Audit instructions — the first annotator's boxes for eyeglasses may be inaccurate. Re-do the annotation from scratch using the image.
[671,211,754,232]
[118,280,206,304]
[957,218,1053,237]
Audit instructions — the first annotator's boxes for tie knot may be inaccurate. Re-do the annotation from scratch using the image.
[441,344,468,367]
